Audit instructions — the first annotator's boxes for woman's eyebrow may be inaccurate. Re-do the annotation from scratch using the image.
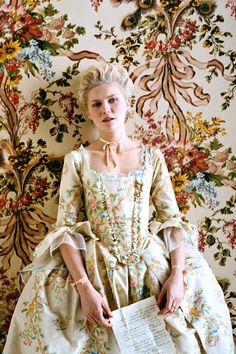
[90,94,118,103]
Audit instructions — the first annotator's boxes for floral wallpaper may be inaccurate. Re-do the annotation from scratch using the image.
[0,0,235,351]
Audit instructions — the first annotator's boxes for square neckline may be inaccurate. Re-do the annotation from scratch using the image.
[79,144,147,178]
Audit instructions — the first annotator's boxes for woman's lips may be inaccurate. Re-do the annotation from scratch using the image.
[102,117,114,122]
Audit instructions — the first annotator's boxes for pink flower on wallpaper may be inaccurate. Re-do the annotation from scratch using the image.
[63,30,76,39]
[198,230,206,253]
[48,17,65,30]
[214,149,230,163]
[91,0,103,11]
[223,219,236,249]
[58,93,79,123]
[40,28,54,42]
[226,0,236,19]
[0,198,7,208]
[19,103,40,134]
[7,92,19,106]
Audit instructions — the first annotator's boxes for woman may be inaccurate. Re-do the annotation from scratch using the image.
[3,62,234,354]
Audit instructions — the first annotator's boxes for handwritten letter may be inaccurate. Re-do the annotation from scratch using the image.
[111,296,176,354]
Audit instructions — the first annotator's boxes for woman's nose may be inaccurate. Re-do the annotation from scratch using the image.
[102,102,111,114]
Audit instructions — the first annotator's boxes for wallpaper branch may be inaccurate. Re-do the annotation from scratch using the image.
[0,0,235,350]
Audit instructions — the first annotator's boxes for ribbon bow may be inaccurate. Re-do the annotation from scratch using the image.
[99,136,126,172]
[102,141,119,171]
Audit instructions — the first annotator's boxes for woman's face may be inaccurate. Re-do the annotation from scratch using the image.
[86,83,129,133]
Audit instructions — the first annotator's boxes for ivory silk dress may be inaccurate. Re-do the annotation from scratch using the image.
[3,146,234,354]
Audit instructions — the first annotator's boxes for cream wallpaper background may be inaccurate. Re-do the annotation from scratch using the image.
[0,0,235,350]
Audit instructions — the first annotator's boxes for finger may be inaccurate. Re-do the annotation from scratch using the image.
[159,296,175,315]
[165,293,173,312]
[91,309,112,328]
[170,305,177,313]
[103,318,113,328]
[159,307,171,315]
[87,314,97,325]
[99,314,113,328]
[170,299,182,313]
[173,299,182,310]
[91,313,105,327]
[102,302,113,318]
[157,287,166,307]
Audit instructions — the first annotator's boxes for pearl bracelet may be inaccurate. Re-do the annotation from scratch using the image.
[171,265,185,271]
[72,276,88,287]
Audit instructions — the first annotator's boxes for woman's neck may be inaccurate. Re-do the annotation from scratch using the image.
[99,131,127,144]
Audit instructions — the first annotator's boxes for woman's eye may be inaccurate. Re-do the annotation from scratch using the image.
[92,102,101,108]
[109,97,117,103]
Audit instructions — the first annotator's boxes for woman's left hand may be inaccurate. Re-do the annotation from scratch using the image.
[156,269,185,315]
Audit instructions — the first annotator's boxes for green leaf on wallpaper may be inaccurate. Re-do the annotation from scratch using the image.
[214,252,221,260]
[0,63,5,72]
[76,26,86,36]
[193,191,205,205]
[40,89,47,100]
[74,114,85,123]
[37,139,47,148]
[44,99,57,107]
[228,171,236,180]
[59,124,68,133]
[71,64,80,76]
[205,217,212,228]
[43,4,58,17]
[223,249,231,257]
[63,39,79,49]
[229,292,236,298]
[204,173,224,186]
[38,41,62,56]
[26,61,38,77]
[223,32,232,37]
[56,133,64,143]
[0,175,6,188]
[206,234,215,246]
[50,127,57,136]
[219,195,236,215]
[209,226,219,233]
[38,89,47,104]
[219,257,227,266]
[67,24,76,30]
[55,78,70,87]
[199,33,206,41]
[210,138,223,150]
[214,38,224,44]
[41,108,51,120]
[215,15,224,22]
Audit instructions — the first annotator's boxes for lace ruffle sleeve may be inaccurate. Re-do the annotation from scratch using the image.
[21,150,97,278]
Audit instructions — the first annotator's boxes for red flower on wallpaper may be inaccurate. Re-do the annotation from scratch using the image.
[16,14,43,42]
[223,219,236,249]
[226,0,236,19]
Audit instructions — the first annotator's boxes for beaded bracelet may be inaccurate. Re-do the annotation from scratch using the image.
[72,276,89,287]
[171,265,185,271]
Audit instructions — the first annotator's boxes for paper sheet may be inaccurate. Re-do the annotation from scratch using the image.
[111,296,176,354]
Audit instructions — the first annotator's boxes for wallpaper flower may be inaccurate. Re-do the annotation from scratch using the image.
[0,0,235,350]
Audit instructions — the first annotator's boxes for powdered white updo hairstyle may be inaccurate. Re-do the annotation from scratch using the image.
[77,62,134,118]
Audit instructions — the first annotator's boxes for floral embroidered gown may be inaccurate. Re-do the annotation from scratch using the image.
[3,146,234,354]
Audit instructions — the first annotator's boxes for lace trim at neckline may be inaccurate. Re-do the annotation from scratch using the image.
[79,144,147,178]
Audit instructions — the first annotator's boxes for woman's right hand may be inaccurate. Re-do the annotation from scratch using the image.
[77,282,113,328]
